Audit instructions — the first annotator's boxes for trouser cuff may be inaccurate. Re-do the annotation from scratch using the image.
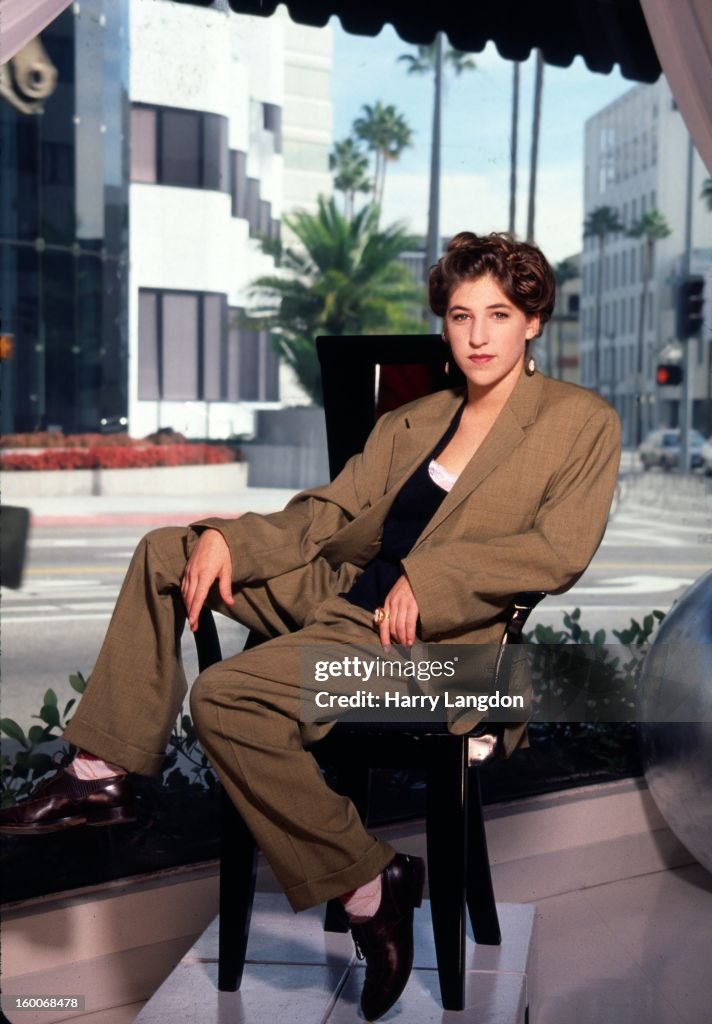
[284,839,395,913]
[62,717,166,776]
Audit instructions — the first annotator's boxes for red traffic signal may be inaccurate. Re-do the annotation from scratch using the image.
[656,363,683,386]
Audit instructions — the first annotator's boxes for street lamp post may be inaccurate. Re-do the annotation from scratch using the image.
[679,136,694,475]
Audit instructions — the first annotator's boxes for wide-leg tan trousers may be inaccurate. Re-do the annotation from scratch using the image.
[63,527,394,911]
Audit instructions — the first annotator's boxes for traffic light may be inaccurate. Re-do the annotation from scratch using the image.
[0,333,14,360]
[656,363,683,386]
[676,274,704,338]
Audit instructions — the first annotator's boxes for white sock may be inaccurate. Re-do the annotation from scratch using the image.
[341,874,382,923]
[68,753,126,781]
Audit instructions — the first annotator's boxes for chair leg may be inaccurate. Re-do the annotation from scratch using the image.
[324,897,351,933]
[466,768,501,945]
[218,788,258,991]
[425,736,468,1012]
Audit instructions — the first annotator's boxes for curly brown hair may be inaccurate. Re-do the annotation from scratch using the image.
[429,232,556,337]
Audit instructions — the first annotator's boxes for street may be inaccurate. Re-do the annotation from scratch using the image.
[2,471,711,729]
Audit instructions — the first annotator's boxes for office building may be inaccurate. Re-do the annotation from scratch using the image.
[581,77,712,445]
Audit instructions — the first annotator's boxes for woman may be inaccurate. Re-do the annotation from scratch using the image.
[0,233,621,1021]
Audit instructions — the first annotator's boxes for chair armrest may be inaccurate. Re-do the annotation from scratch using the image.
[502,591,546,644]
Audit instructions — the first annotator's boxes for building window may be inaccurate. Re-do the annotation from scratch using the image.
[227,308,279,401]
[230,150,248,219]
[131,107,157,184]
[138,289,227,401]
[263,102,283,154]
[130,104,229,192]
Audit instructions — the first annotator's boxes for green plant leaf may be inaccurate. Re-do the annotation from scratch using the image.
[39,704,61,728]
[25,753,56,775]
[28,725,47,746]
[43,689,58,707]
[0,718,29,747]
[63,699,76,718]
[69,673,88,694]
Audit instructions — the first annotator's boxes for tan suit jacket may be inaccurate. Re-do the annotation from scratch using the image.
[194,370,621,649]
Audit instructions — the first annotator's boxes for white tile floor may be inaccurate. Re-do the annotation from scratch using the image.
[135,898,536,1024]
[132,863,712,1024]
[532,863,712,1024]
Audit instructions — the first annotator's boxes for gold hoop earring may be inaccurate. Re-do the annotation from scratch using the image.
[525,355,536,376]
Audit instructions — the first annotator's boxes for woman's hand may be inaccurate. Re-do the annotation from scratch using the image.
[378,575,420,650]
[181,529,234,632]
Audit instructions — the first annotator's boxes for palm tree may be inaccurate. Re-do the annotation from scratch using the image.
[398,37,476,316]
[509,62,521,235]
[550,257,579,379]
[628,209,672,447]
[583,206,624,389]
[247,197,425,404]
[352,102,413,210]
[701,177,712,210]
[329,137,371,220]
[526,50,545,242]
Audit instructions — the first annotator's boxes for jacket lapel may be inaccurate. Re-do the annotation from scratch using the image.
[410,370,544,547]
[387,388,466,488]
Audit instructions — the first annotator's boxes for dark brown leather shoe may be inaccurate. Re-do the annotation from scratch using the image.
[0,768,135,835]
[350,853,425,1021]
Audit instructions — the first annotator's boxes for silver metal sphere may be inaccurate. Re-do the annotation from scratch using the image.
[639,570,712,875]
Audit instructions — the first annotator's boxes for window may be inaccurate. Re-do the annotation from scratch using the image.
[246,178,260,235]
[263,102,283,153]
[161,110,201,188]
[138,289,227,401]
[131,104,229,192]
[230,150,248,219]
[227,308,279,401]
[138,291,160,399]
[131,107,157,183]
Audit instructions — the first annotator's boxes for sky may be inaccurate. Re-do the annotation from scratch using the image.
[330,21,637,264]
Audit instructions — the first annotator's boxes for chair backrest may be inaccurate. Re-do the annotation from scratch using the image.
[316,334,464,479]
[316,333,544,633]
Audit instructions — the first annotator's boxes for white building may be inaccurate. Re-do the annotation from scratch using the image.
[581,77,712,445]
[128,0,332,438]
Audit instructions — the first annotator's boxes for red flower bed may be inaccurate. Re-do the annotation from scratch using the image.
[0,444,236,471]
[0,432,138,449]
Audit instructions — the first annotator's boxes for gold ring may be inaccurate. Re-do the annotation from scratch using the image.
[373,607,389,626]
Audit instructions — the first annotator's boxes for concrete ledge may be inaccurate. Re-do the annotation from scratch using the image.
[0,462,248,499]
[1,780,696,1022]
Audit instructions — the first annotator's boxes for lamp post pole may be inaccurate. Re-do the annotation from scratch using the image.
[679,135,694,475]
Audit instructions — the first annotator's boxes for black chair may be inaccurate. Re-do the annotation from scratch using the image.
[194,335,544,1011]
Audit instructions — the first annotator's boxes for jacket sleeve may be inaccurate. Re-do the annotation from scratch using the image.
[401,405,622,639]
[190,409,394,584]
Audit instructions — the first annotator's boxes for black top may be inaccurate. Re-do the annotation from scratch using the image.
[343,401,466,611]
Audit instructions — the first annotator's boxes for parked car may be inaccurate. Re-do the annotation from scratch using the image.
[638,428,706,471]
[701,438,712,476]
